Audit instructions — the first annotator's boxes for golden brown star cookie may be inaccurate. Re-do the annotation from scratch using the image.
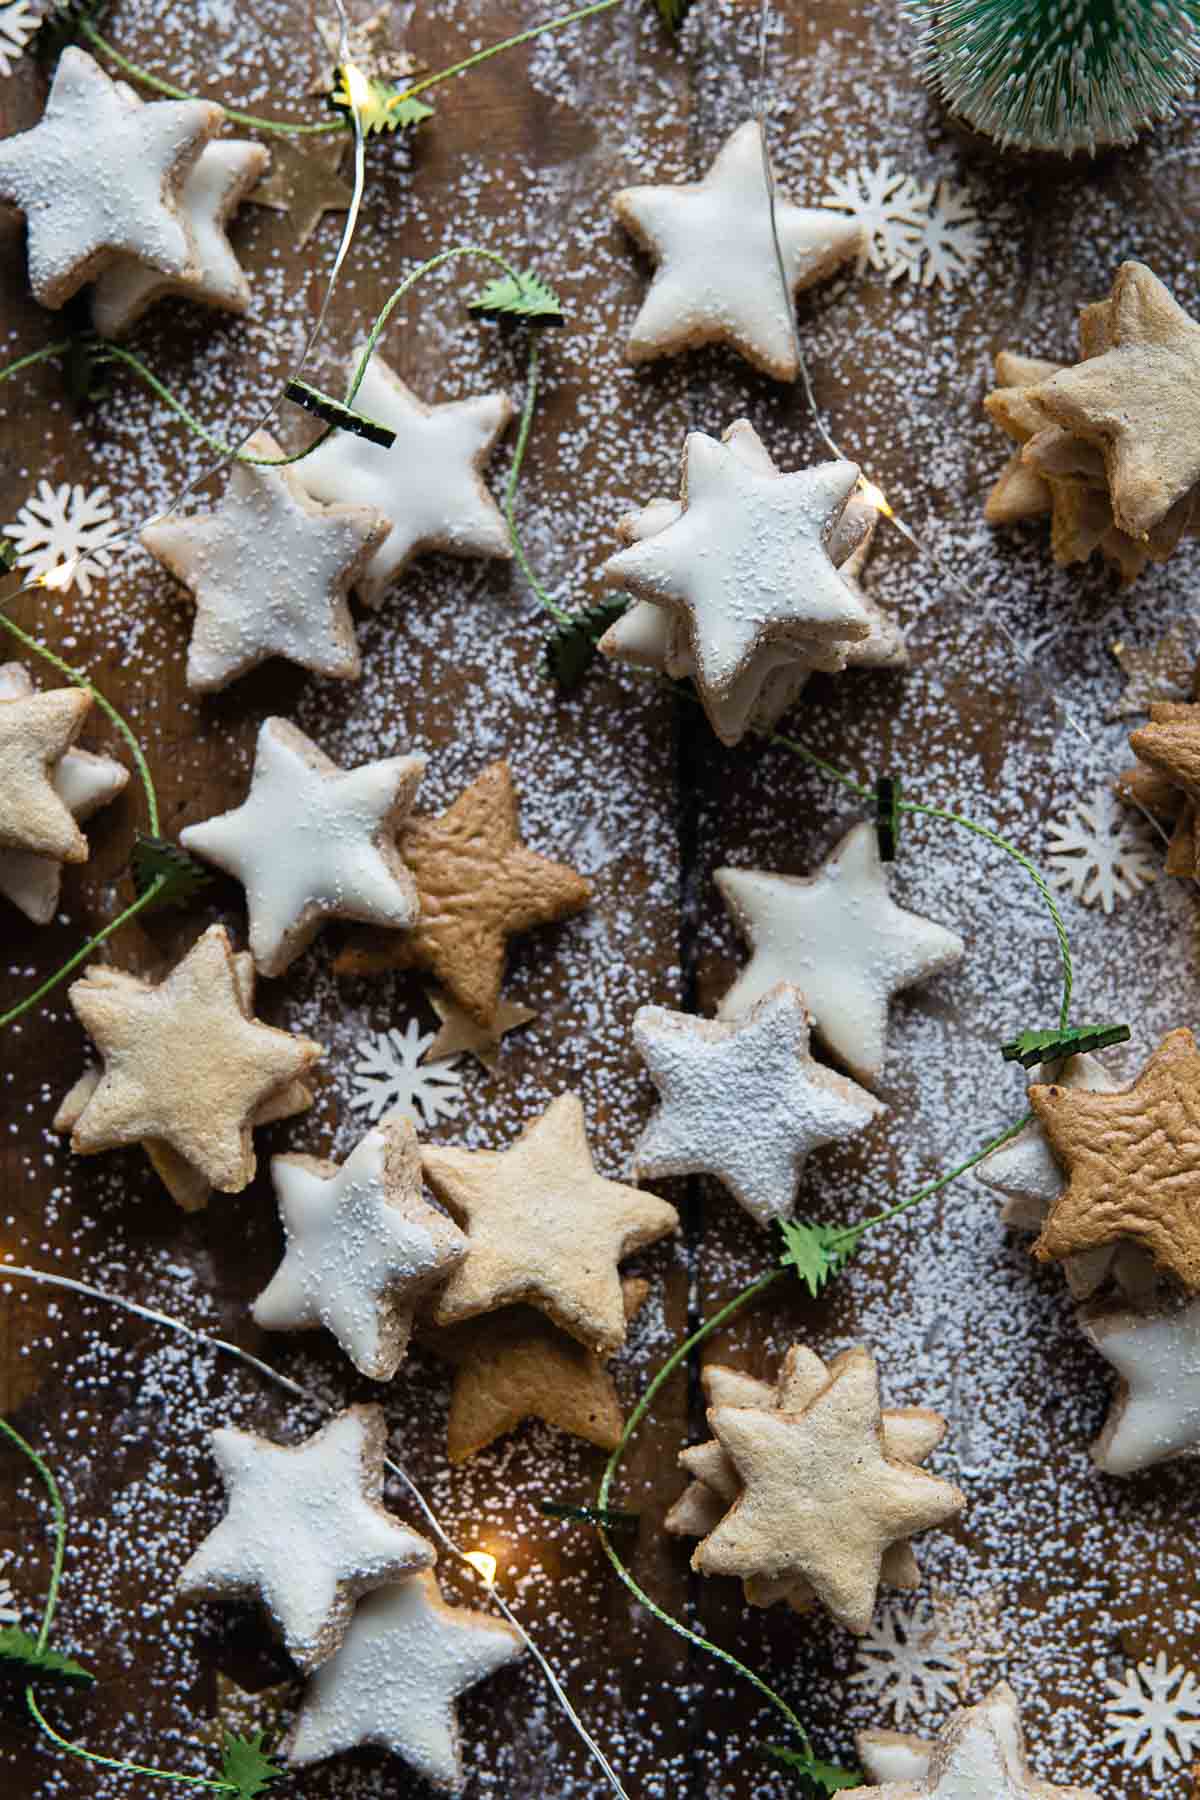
[0,684,92,862]
[334,761,592,1029]
[425,990,536,1072]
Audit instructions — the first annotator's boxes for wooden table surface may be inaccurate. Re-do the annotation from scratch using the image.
[2,1,1198,1796]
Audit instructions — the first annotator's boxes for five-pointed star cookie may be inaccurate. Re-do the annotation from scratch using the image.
[421,1091,678,1356]
[334,760,592,1029]
[180,716,425,977]
[1028,262,1200,540]
[294,353,513,607]
[601,438,871,700]
[246,134,352,248]
[422,1277,649,1461]
[141,431,387,692]
[613,119,863,382]
[67,923,323,1193]
[857,1729,934,1785]
[253,1117,467,1381]
[856,1682,1100,1799]
[0,682,93,862]
[1079,1294,1200,1476]
[0,48,221,308]
[715,822,964,1089]
[285,1569,524,1789]
[1031,1027,1200,1291]
[425,989,536,1072]
[178,1405,435,1673]
[632,982,883,1229]
[0,665,126,921]
[92,137,268,338]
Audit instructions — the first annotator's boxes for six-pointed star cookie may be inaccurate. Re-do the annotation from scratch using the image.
[181,716,425,977]
[612,119,863,381]
[632,982,883,1228]
[179,1405,435,1673]
[93,136,268,337]
[294,352,514,607]
[715,822,964,1089]
[693,1346,964,1634]
[67,923,323,1192]
[601,439,871,699]
[0,683,94,862]
[1031,1027,1200,1291]
[253,1117,467,1380]
[141,430,387,692]
[0,48,221,308]
[285,1570,524,1789]
[856,1682,1100,1799]
[421,1091,678,1355]
[1078,1294,1200,1476]
[334,760,592,1028]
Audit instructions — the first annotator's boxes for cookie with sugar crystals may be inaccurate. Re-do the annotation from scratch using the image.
[855,1683,1099,1798]
[0,680,93,864]
[1079,1293,1200,1476]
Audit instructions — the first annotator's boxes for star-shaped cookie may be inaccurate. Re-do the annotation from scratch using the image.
[141,431,387,692]
[426,990,536,1072]
[294,353,513,608]
[421,1092,678,1355]
[693,1347,964,1634]
[0,48,221,308]
[0,665,127,922]
[285,1569,525,1789]
[253,1117,467,1381]
[92,136,268,338]
[601,438,871,700]
[0,681,93,863]
[632,983,883,1229]
[66,924,323,1193]
[246,135,352,249]
[1118,696,1200,879]
[613,119,863,381]
[180,716,424,977]
[1030,1027,1200,1291]
[1078,1294,1200,1476]
[715,822,965,1089]
[856,1682,1100,1798]
[179,1405,435,1673]
[334,761,592,1029]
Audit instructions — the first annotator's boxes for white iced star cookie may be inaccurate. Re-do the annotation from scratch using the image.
[253,1117,468,1381]
[632,983,883,1228]
[716,822,964,1089]
[0,664,127,924]
[601,437,872,700]
[856,1682,1100,1798]
[141,431,388,692]
[858,1731,934,1784]
[92,136,269,338]
[178,1405,435,1673]
[1079,1294,1200,1476]
[0,48,221,308]
[293,352,514,608]
[285,1569,525,1791]
[180,716,425,977]
[613,119,863,381]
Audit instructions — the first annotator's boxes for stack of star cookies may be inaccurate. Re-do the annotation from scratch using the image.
[1115,669,1200,878]
[983,261,1200,584]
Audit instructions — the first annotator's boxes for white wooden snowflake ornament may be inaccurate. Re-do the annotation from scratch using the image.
[850,1598,962,1723]
[0,1,38,79]
[1080,1294,1200,1475]
[348,1020,465,1129]
[1045,785,1156,914]
[1104,1652,1200,1778]
[716,822,964,1088]
[821,163,985,291]
[612,120,863,382]
[856,1683,1101,1798]
[3,481,119,596]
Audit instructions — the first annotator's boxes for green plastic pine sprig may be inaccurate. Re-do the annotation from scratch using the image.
[1001,1023,1131,1069]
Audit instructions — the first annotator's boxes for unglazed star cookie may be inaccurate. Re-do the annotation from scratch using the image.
[855,1682,1100,1799]
[0,665,127,923]
[632,983,883,1228]
[1078,1294,1200,1476]
[293,353,513,607]
[612,120,863,382]
[422,1277,649,1461]
[92,137,268,338]
[0,48,221,308]
[693,1346,964,1634]
[421,1091,678,1355]
[253,1117,466,1380]
[0,680,93,863]
[179,1405,435,1672]
[716,822,965,1089]
[141,432,388,692]
[1118,693,1200,878]
[334,761,592,1029]
[285,1570,525,1790]
[425,990,536,1072]
[180,717,424,977]
[66,923,323,1194]
[1030,1027,1200,1291]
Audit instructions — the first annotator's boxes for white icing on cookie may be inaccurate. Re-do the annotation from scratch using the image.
[1081,1295,1200,1475]
[858,1684,1100,1798]
[857,1729,934,1784]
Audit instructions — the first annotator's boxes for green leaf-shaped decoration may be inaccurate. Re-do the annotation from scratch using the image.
[762,1743,862,1793]
[468,269,565,326]
[1000,1023,1131,1070]
[329,69,434,134]
[131,834,213,913]
[543,599,628,691]
[284,378,396,449]
[778,1218,859,1299]
[0,1625,94,1685]
[220,1730,282,1799]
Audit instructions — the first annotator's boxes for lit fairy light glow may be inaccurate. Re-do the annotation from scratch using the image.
[855,476,894,519]
[340,59,371,115]
[38,557,78,593]
[464,1550,498,1586]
